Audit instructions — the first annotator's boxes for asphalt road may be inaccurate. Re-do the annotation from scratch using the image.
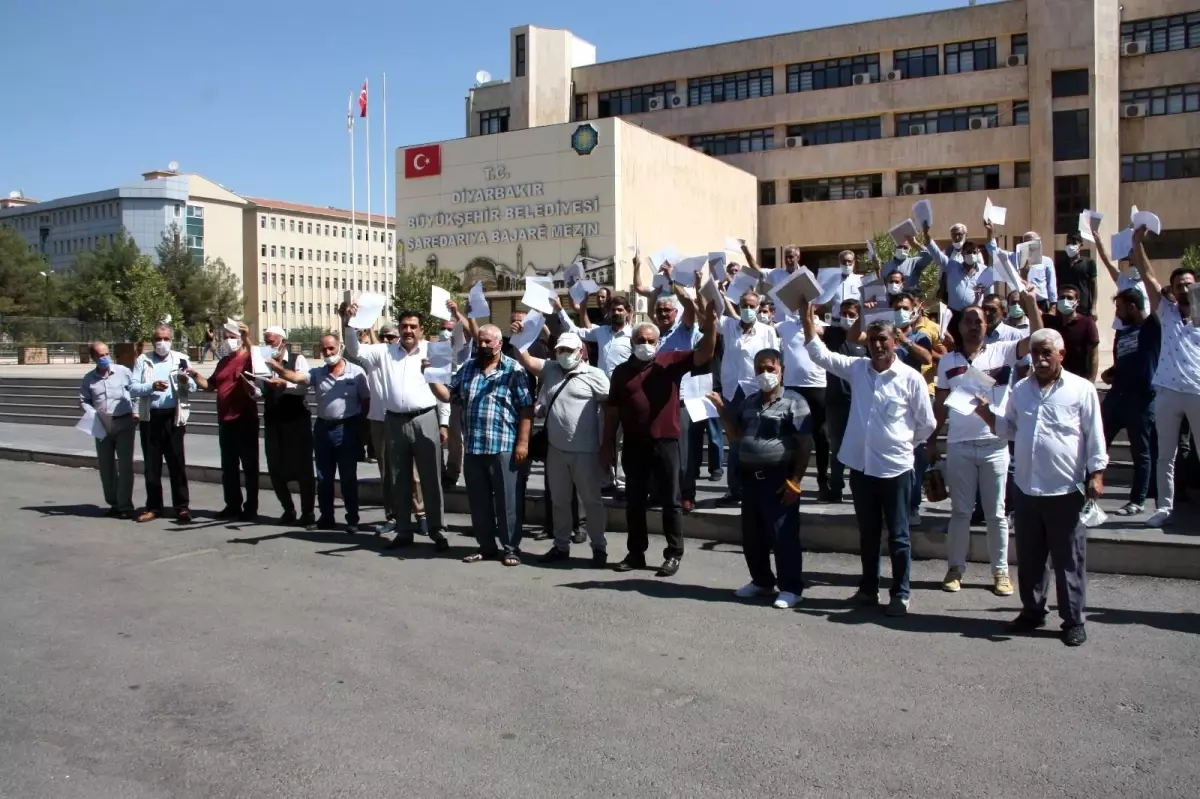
[2,461,1199,799]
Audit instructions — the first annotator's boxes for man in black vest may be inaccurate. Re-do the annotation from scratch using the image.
[261,327,316,528]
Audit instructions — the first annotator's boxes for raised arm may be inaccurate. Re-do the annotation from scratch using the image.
[692,296,719,367]
[1094,232,1120,283]
[924,223,949,269]
[267,358,310,385]
[801,299,857,380]
[632,253,655,299]
[1132,225,1165,318]
[1015,290,1043,359]
[706,391,741,441]
[512,346,546,377]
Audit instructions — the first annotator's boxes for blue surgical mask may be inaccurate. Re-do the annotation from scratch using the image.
[96,356,112,371]
[894,309,912,327]
[1058,298,1077,314]
[739,306,757,325]
[1008,305,1025,320]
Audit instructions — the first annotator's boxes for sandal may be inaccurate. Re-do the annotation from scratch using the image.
[502,555,521,567]
[462,552,493,563]
[1112,502,1144,517]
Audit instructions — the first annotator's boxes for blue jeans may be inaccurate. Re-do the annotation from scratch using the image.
[682,413,725,501]
[849,469,912,600]
[741,465,804,594]
[1102,390,1156,505]
[464,451,522,556]
[724,387,747,499]
[313,417,361,524]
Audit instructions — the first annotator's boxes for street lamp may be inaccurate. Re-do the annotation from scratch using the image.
[38,270,52,340]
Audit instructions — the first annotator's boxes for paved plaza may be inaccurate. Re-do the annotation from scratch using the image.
[2,460,1199,798]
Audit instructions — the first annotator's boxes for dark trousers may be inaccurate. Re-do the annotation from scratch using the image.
[464,452,521,556]
[911,442,928,512]
[314,417,360,525]
[849,469,912,599]
[741,465,804,594]
[140,410,189,511]
[1102,390,1156,505]
[681,404,727,501]
[217,416,259,514]
[826,399,851,495]
[623,437,684,560]
[797,387,829,489]
[724,387,748,500]
[265,416,315,518]
[514,460,532,532]
[1013,488,1087,628]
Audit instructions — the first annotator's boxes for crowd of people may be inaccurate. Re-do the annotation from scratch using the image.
[78,216,1198,648]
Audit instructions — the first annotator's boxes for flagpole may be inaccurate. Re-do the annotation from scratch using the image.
[349,93,356,294]
[382,71,388,284]
[365,77,372,286]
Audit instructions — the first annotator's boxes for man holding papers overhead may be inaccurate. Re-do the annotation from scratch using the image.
[802,297,935,617]
[79,341,138,519]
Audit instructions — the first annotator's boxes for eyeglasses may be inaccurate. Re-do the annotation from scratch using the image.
[382,334,399,341]
[152,337,171,343]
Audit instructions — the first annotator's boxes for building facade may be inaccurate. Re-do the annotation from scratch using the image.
[466,0,1200,334]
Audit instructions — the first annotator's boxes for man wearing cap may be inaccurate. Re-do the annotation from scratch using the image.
[259,326,317,528]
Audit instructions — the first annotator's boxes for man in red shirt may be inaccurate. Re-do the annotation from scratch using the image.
[1042,286,1100,381]
[604,296,718,577]
[190,322,261,520]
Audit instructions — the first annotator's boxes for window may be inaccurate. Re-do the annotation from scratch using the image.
[1013,101,1030,125]
[478,108,510,135]
[289,219,295,232]
[574,93,588,121]
[1120,84,1200,116]
[307,222,312,234]
[373,256,379,267]
[308,303,313,314]
[897,165,1000,194]
[689,128,774,156]
[261,244,267,256]
[262,301,267,313]
[759,181,776,206]
[788,174,883,202]
[325,277,330,289]
[1121,12,1200,54]
[289,274,295,286]
[1051,69,1090,98]
[270,245,276,257]
[1121,149,1200,182]
[289,247,295,258]
[945,38,997,74]
[272,301,277,312]
[356,229,361,240]
[260,216,266,228]
[787,54,879,92]
[1015,161,1032,187]
[1142,228,1200,259]
[290,302,296,314]
[1011,33,1029,58]
[596,82,678,116]
[261,271,267,285]
[688,68,773,106]
[308,249,313,260]
[515,33,526,78]
[896,105,998,136]
[787,116,881,145]
[758,248,777,270]
[1053,109,1090,161]
[325,225,331,235]
[1054,175,1090,234]
[270,217,276,230]
[893,46,939,79]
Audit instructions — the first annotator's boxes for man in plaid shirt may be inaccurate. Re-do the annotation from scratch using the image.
[430,324,534,566]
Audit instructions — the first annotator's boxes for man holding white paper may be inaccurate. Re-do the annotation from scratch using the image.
[776,303,831,500]
[926,222,985,334]
[131,324,196,524]
[257,327,316,529]
[986,225,1058,310]
[79,341,138,519]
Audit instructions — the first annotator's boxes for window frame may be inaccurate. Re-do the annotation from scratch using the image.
[895,105,999,136]
[896,165,1001,195]
[596,81,678,117]
[689,128,775,156]
[687,68,773,106]
[1052,109,1090,161]
[787,116,882,145]
[787,174,883,203]
[478,107,510,136]
[514,33,526,78]
[944,38,998,74]
[1120,149,1200,182]
[892,45,940,79]
[1120,83,1200,116]
[1120,12,1200,54]
[786,54,880,93]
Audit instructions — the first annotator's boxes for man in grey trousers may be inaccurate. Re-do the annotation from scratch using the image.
[343,303,450,553]
[79,341,140,519]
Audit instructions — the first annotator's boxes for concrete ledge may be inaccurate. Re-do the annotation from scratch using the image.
[3,444,1197,581]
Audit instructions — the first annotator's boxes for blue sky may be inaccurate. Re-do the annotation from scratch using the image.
[1,0,985,211]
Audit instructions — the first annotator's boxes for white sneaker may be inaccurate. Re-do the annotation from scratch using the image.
[734,582,774,599]
[773,591,800,609]
[1146,509,1172,528]
[910,508,922,525]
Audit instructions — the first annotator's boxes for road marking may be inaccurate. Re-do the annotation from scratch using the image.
[138,548,219,566]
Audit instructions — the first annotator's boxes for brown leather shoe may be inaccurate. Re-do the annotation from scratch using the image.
[136,510,159,523]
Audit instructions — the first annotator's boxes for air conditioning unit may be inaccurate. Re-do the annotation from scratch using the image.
[669,94,685,109]
[902,182,923,196]
[853,189,870,199]
[852,72,875,86]
[885,69,903,82]
[1122,40,1148,56]
[1122,102,1148,119]
[647,95,664,111]
[907,123,927,135]
[969,116,991,130]
[1006,53,1026,67]
[784,136,806,148]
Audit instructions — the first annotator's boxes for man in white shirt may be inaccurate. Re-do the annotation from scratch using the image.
[1004,289,1031,333]
[343,303,451,553]
[984,224,1059,311]
[802,298,936,616]
[776,309,832,500]
[718,290,780,505]
[975,327,1107,647]
[981,294,1027,343]
[1134,227,1200,528]
[927,293,1040,597]
[557,294,633,378]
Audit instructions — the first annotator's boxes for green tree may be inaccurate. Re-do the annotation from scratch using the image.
[868,230,938,304]
[156,225,243,335]
[1182,243,1200,274]
[65,232,143,322]
[0,227,57,316]
[287,325,335,345]
[391,265,463,332]
[114,259,178,346]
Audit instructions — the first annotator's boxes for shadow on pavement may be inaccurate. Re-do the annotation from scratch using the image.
[1086,606,1200,636]
[23,503,110,518]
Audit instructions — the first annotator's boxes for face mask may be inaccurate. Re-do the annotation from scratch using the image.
[841,263,854,275]
[557,352,581,370]
[886,283,902,296]
[1008,306,1025,320]
[756,372,779,392]
[217,339,238,359]
[963,254,978,266]
[1058,298,1077,315]
[438,330,453,341]
[154,341,171,357]
[1065,244,1080,258]
[96,356,112,371]
[894,309,912,327]
[739,307,757,325]
[633,343,656,362]
[894,248,907,260]
[271,346,285,359]
[476,347,496,362]
[324,353,343,367]
[757,312,771,324]
[840,317,857,330]
[952,240,963,251]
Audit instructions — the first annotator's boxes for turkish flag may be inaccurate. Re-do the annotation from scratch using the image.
[358,81,368,117]
[404,144,441,178]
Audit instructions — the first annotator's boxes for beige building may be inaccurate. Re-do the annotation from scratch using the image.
[465,0,1200,334]
[242,200,395,337]
[395,117,757,321]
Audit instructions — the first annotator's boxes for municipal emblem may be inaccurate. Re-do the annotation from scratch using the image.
[571,124,598,156]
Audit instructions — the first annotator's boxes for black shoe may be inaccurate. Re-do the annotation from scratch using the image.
[656,557,681,577]
[315,516,337,531]
[613,555,645,572]
[1004,614,1047,634]
[716,494,740,507]
[116,510,134,520]
[538,546,570,564]
[432,534,450,553]
[277,510,298,526]
[175,509,193,525]
[345,524,359,535]
[215,506,240,520]
[709,469,724,482]
[591,549,608,569]
[299,514,318,531]
[1062,625,1087,647]
[105,507,122,518]
[571,529,588,545]
[531,530,552,541]
[817,487,833,502]
[238,509,258,522]
[385,534,412,550]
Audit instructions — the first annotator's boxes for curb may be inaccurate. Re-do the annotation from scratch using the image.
[2,445,1197,580]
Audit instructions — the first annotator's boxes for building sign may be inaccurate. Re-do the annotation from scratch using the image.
[571,124,598,156]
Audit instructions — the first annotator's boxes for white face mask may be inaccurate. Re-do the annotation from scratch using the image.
[216,338,238,359]
[438,329,453,341]
[886,283,903,296]
[633,343,656,362]
[739,306,758,325]
[895,309,913,327]
[840,316,857,330]
[757,311,771,324]
[963,254,978,267]
[324,352,343,367]
[951,240,963,251]
[557,351,581,370]
[756,372,779,392]
[841,263,854,275]
[154,341,171,357]
[1065,244,1080,258]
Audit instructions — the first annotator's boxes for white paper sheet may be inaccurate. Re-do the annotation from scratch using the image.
[569,279,600,305]
[1016,240,1042,269]
[563,262,585,286]
[945,387,982,415]
[429,285,453,321]
[509,311,546,352]
[724,236,745,252]
[76,405,107,440]
[701,277,725,306]
[889,219,919,246]
[859,278,888,304]
[672,255,707,285]
[983,197,1007,226]
[427,340,452,368]
[466,281,490,319]
[1078,209,1104,242]
[422,366,452,384]
[649,245,681,270]
[727,270,758,302]
[349,292,387,329]
[707,251,728,282]
[223,317,240,336]
[815,268,846,306]
[1188,285,1200,328]
[520,281,556,315]
[626,233,639,255]
[992,248,1024,290]
[1110,227,1134,261]
[960,365,997,394]
[681,373,713,401]
[250,346,271,376]
[770,268,822,315]
[683,396,720,421]
[977,267,996,288]
[1131,208,1162,235]
[912,199,933,229]
[863,306,895,326]
[651,273,672,293]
